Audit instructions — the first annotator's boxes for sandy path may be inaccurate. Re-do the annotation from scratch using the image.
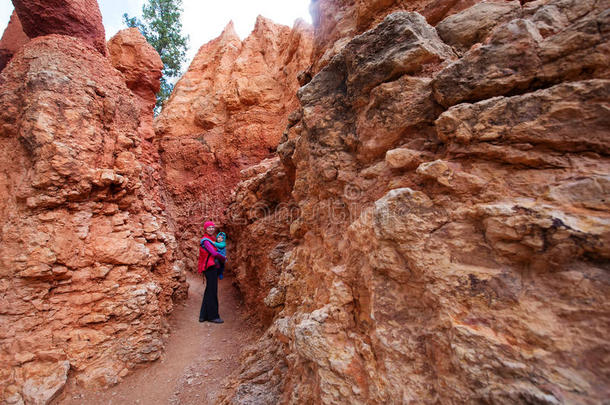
[54,272,259,405]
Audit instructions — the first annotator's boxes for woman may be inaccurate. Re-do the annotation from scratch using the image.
[198,221,226,323]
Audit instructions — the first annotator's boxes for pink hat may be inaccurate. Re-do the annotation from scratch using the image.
[204,221,215,229]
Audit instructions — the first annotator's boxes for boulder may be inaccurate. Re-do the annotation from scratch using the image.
[436,0,522,54]
[385,147,422,169]
[12,0,107,55]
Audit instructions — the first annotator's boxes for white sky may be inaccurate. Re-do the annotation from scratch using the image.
[0,0,312,66]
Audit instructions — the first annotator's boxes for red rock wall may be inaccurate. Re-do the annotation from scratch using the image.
[154,17,313,272]
[222,0,610,403]
[0,31,187,405]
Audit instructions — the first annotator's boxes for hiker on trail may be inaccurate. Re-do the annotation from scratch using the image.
[198,221,226,324]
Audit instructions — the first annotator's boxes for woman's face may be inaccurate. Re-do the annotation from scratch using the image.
[206,226,215,235]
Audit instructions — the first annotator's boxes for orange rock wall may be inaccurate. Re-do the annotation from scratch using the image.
[222,0,610,403]
[0,27,186,405]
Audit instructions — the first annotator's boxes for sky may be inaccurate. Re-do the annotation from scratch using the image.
[0,0,312,66]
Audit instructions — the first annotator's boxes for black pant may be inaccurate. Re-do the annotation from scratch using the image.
[199,266,219,321]
[217,261,225,278]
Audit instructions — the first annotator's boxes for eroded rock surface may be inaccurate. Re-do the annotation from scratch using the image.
[309,0,508,73]
[222,1,610,403]
[432,0,610,107]
[12,0,107,55]
[108,28,163,146]
[155,17,313,271]
[0,34,186,403]
[225,157,295,325]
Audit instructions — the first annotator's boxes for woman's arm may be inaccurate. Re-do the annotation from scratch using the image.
[203,240,226,261]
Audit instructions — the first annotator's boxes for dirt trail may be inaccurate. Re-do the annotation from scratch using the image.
[54,272,260,404]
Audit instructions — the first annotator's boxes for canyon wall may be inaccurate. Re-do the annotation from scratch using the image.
[223,0,610,403]
[0,3,187,403]
[307,0,519,74]
[154,17,313,272]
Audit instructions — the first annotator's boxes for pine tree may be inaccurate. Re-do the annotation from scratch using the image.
[124,0,189,113]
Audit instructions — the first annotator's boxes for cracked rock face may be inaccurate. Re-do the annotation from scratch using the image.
[154,17,313,272]
[432,3,610,107]
[222,1,610,403]
[0,34,186,402]
[309,0,497,74]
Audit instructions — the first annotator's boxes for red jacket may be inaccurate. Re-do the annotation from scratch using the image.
[197,236,225,273]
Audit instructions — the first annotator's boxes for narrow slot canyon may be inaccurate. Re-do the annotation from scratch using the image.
[0,0,609,404]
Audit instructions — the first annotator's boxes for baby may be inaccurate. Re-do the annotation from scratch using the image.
[212,232,227,279]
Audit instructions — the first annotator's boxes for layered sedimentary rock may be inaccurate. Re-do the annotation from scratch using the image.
[308,0,514,73]
[225,157,296,325]
[0,11,29,72]
[223,1,610,403]
[107,29,174,258]
[155,17,313,271]
[12,0,107,55]
[0,32,187,404]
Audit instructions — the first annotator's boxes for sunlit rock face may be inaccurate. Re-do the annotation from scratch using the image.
[221,0,610,403]
[154,17,313,272]
[0,33,187,403]
[0,11,29,72]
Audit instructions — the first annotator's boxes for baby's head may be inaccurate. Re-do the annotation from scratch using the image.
[217,232,226,242]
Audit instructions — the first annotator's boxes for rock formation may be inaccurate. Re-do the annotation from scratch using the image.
[308,0,513,73]
[222,0,610,403]
[0,11,29,72]
[12,0,107,56]
[0,9,186,405]
[106,29,177,268]
[108,27,163,140]
[154,17,313,272]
